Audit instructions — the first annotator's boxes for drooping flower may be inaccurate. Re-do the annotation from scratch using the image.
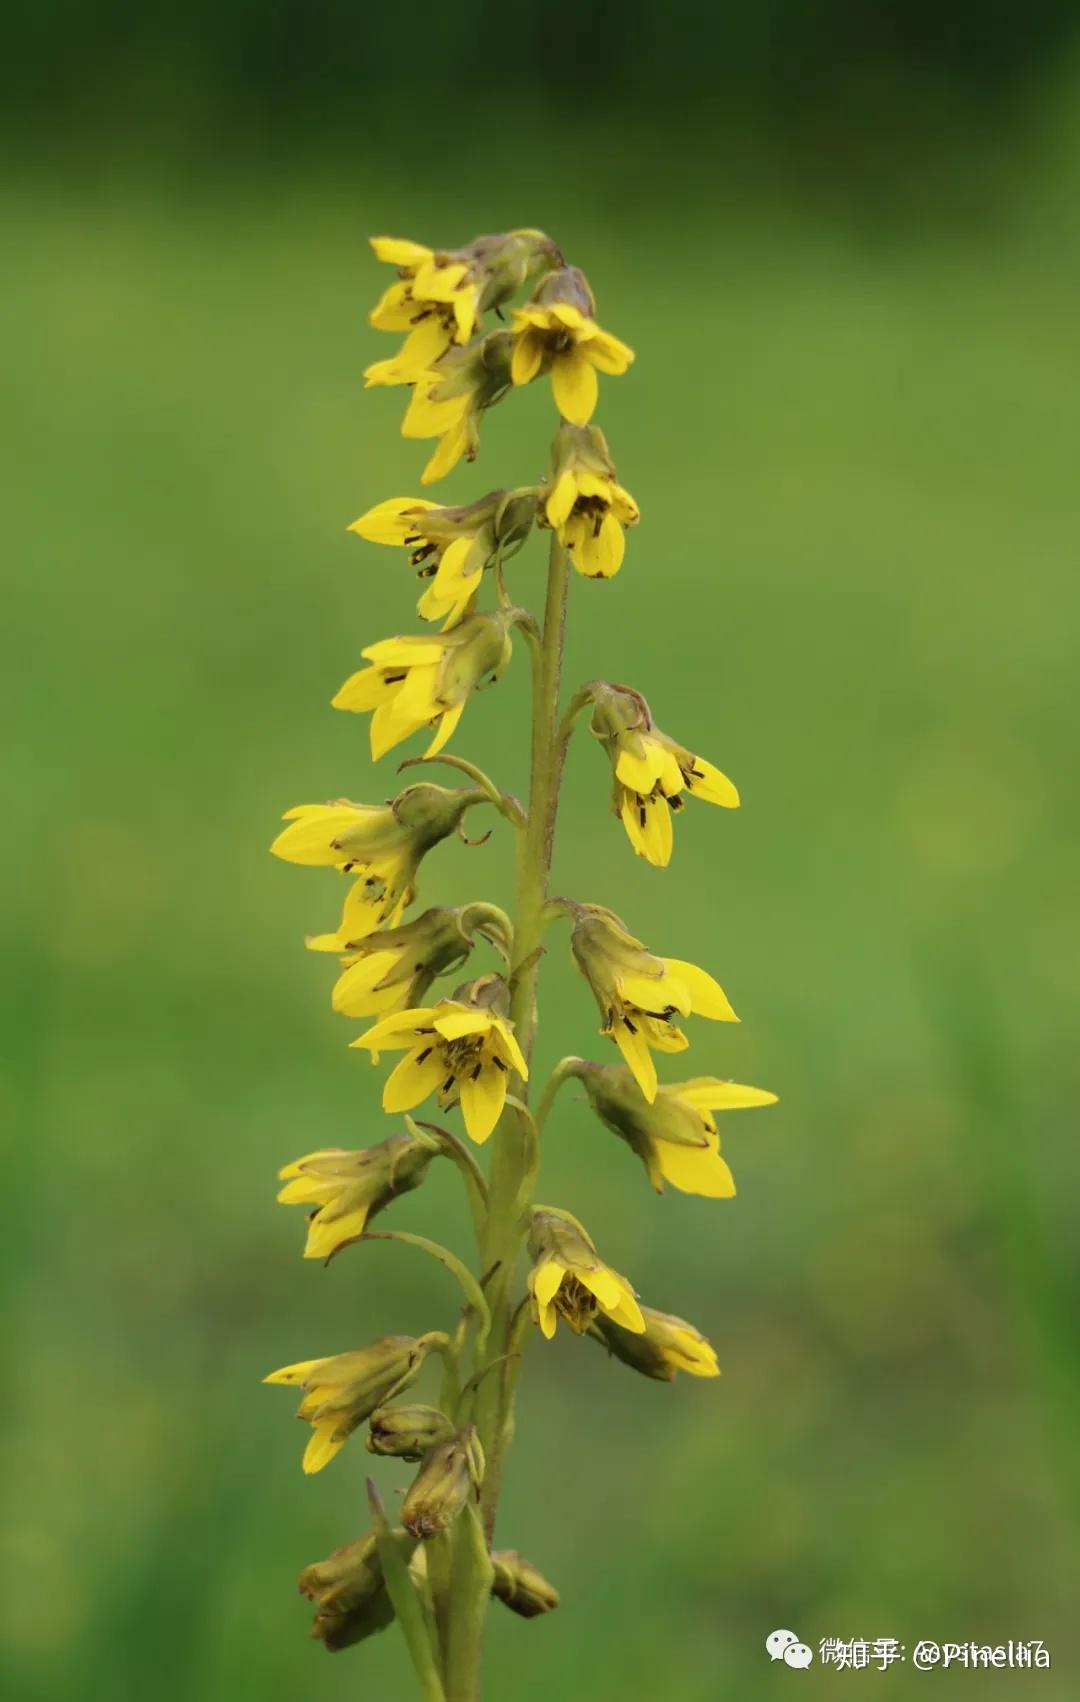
[330,903,512,1021]
[298,1533,398,1651]
[401,331,516,484]
[574,1060,777,1195]
[400,1424,485,1540]
[351,977,528,1144]
[365,231,560,387]
[332,610,514,761]
[526,1206,644,1340]
[276,1126,437,1260]
[590,1304,720,1381]
[270,783,480,947]
[510,267,634,425]
[538,423,639,579]
[348,489,536,628]
[587,681,739,866]
[569,903,737,1102]
[263,1333,446,1473]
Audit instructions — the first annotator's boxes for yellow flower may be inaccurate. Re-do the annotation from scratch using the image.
[264,1333,444,1473]
[526,1206,644,1340]
[401,331,515,483]
[539,423,639,579]
[510,267,634,426]
[330,903,512,1021]
[575,1061,777,1196]
[276,1126,436,1260]
[332,611,513,761]
[270,783,478,947]
[569,903,737,1102]
[588,681,739,866]
[351,981,528,1144]
[590,1304,720,1381]
[366,231,559,388]
[348,489,536,628]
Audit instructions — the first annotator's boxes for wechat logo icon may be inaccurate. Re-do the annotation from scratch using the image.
[767,1629,814,1669]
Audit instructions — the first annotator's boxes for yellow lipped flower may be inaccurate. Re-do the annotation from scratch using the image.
[590,1305,720,1381]
[510,267,634,426]
[277,1126,437,1260]
[402,332,516,484]
[569,903,737,1102]
[264,1333,445,1473]
[270,783,479,947]
[539,423,639,579]
[526,1206,645,1340]
[332,610,514,761]
[574,1060,777,1196]
[351,977,528,1144]
[348,489,536,628]
[587,681,739,866]
[331,903,512,1021]
[366,231,560,387]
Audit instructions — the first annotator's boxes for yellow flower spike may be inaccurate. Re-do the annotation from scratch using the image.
[276,1126,437,1260]
[510,266,634,425]
[270,783,483,949]
[401,332,517,484]
[367,231,560,387]
[568,903,737,1102]
[573,1060,777,1196]
[298,1533,398,1652]
[539,423,639,580]
[351,978,528,1144]
[526,1206,645,1339]
[589,1305,721,1381]
[264,1333,445,1473]
[586,681,739,866]
[332,611,514,761]
[348,489,537,628]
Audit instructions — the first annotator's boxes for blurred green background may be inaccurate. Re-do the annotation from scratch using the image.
[6,5,1080,1698]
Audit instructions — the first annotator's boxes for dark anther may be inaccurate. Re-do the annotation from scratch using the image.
[442,1075,457,1093]
[623,1016,638,1034]
[384,671,407,685]
[415,1046,433,1064]
[668,794,684,812]
[471,1063,483,1081]
[638,803,647,827]
[493,1056,507,1071]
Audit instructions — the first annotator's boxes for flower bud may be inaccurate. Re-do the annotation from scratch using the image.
[265,1332,447,1473]
[367,1403,456,1461]
[298,1533,394,1651]
[401,1424,485,1539]
[491,1550,561,1618]
[277,1126,437,1260]
[590,1305,720,1382]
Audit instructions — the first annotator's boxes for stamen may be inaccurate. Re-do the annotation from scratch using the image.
[415,1046,433,1064]
[623,1016,638,1034]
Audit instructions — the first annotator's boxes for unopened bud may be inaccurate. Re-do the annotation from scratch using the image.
[367,1404,455,1461]
[298,1534,393,1651]
[401,1424,485,1539]
[491,1550,561,1618]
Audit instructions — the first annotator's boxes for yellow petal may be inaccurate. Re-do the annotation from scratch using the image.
[458,1064,507,1143]
[656,1137,736,1198]
[422,421,470,485]
[661,959,738,1022]
[611,1019,658,1102]
[686,757,740,808]
[348,497,437,545]
[382,1045,446,1113]
[545,470,579,530]
[302,1423,348,1474]
[573,510,625,579]
[551,350,598,426]
[511,330,544,386]
[370,236,432,268]
[675,1079,778,1111]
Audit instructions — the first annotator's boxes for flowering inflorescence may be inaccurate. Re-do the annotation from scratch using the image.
[265,227,777,1695]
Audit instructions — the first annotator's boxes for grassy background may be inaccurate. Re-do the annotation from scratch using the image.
[4,88,1080,1700]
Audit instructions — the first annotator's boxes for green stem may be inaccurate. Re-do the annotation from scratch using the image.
[443,535,570,1702]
